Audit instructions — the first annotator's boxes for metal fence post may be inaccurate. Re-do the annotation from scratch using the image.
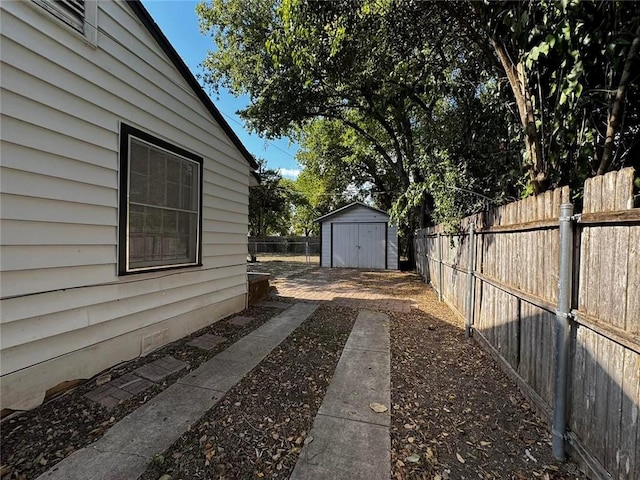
[464,223,476,338]
[437,232,443,302]
[553,203,574,461]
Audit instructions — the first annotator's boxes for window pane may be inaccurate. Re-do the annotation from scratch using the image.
[163,210,177,235]
[166,181,181,209]
[129,204,145,233]
[167,158,181,181]
[144,207,162,233]
[130,172,148,204]
[149,149,166,206]
[177,235,190,258]
[162,237,177,260]
[177,211,191,234]
[183,163,194,187]
[129,236,145,263]
[181,186,193,210]
[124,133,201,272]
[130,141,148,174]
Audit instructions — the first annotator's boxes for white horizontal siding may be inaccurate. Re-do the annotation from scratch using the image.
[2,13,249,184]
[2,282,246,375]
[1,245,116,271]
[2,270,246,352]
[2,141,117,189]
[1,193,117,226]
[1,166,117,208]
[0,220,116,246]
[1,264,246,325]
[0,0,253,407]
[0,115,117,171]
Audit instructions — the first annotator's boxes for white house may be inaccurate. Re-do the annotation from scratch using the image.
[316,202,398,270]
[0,0,258,411]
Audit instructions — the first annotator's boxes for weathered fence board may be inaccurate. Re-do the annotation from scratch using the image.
[416,167,639,480]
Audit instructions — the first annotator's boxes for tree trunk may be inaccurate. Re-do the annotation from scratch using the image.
[598,24,640,175]
[492,38,546,193]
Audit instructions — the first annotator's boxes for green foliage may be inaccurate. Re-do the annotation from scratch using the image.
[249,160,292,236]
[472,0,640,189]
[199,0,640,241]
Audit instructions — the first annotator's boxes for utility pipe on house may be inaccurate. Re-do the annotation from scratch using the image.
[464,222,476,338]
[552,203,574,461]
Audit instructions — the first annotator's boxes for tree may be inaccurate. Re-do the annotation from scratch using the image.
[199,0,639,252]
[446,0,640,192]
[196,0,480,251]
[249,160,292,236]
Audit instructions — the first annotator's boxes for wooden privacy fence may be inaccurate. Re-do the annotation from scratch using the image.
[415,168,639,480]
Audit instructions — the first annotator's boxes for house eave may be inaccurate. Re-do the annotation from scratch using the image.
[126,0,258,172]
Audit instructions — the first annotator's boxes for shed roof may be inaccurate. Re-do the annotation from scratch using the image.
[127,1,258,171]
[314,201,390,223]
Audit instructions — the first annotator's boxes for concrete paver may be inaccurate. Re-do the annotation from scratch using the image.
[289,415,389,480]
[255,300,291,309]
[110,374,154,395]
[83,374,154,410]
[317,348,390,426]
[133,355,187,382]
[290,309,391,480]
[187,333,226,351]
[343,310,390,353]
[227,315,254,326]
[177,357,249,393]
[96,384,223,458]
[35,449,148,480]
[37,302,319,480]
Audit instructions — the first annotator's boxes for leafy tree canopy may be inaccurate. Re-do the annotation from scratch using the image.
[199,0,640,242]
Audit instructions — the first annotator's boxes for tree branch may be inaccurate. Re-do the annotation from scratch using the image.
[598,23,640,174]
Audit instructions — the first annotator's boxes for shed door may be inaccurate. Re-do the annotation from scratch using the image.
[333,223,385,269]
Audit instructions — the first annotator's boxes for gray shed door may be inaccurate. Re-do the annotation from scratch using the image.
[332,223,385,269]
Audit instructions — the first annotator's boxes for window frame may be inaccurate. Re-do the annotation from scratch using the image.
[118,123,203,276]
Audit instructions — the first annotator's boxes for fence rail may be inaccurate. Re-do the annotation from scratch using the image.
[415,168,639,480]
[248,236,320,264]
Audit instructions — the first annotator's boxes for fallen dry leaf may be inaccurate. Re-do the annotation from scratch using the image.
[369,402,388,413]
[406,453,421,463]
[456,452,465,463]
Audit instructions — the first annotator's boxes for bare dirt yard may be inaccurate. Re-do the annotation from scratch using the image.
[1,264,586,480]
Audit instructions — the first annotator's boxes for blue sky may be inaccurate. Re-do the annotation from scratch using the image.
[140,0,301,178]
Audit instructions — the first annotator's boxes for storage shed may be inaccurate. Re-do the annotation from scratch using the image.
[316,202,398,270]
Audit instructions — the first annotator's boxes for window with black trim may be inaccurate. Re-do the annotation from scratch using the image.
[119,124,203,275]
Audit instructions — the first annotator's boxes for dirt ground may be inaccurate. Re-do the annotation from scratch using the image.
[1,264,587,480]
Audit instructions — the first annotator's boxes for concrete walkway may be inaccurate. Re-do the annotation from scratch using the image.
[36,303,318,480]
[290,310,391,480]
[274,268,416,312]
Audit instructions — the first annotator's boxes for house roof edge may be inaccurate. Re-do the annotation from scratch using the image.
[126,0,258,171]
[313,201,390,223]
